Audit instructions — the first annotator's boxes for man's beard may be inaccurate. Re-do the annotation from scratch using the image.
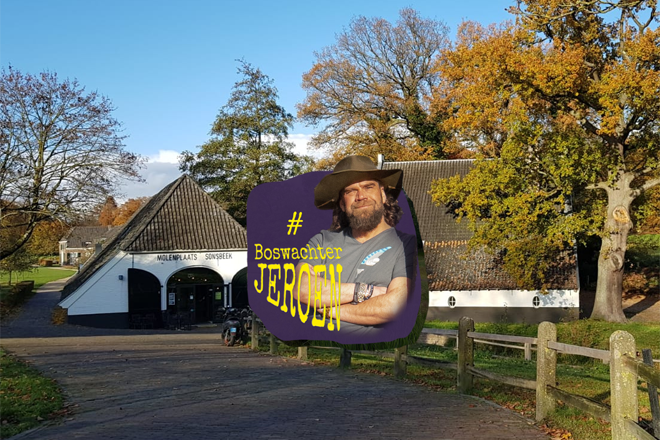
[347,202,385,232]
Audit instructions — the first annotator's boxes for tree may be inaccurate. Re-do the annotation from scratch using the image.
[297,8,456,167]
[0,68,144,261]
[112,197,149,226]
[0,245,35,285]
[430,1,660,322]
[98,196,119,226]
[26,220,70,256]
[180,61,312,225]
[632,185,660,234]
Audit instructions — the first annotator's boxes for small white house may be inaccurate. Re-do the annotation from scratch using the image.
[381,158,579,323]
[59,175,248,329]
[58,226,118,266]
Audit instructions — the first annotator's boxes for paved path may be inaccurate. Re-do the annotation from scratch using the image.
[1,281,548,440]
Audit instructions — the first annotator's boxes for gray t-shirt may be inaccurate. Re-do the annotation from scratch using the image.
[299,227,417,338]
[300,227,416,286]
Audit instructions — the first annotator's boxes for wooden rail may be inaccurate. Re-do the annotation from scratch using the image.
[276,319,659,440]
[547,386,611,421]
[467,365,536,390]
[468,331,537,345]
[547,341,611,362]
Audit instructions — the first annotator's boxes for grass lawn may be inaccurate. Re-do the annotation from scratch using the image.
[0,349,66,438]
[0,267,76,290]
[0,268,75,436]
[258,319,660,440]
[0,267,76,320]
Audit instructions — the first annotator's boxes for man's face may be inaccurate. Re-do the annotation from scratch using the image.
[339,180,387,232]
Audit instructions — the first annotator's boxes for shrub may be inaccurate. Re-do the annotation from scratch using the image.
[4,281,35,307]
[623,272,649,294]
[51,307,67,325]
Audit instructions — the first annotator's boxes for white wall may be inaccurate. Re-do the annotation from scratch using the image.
[429,289,579,309]
[60,250,247,316]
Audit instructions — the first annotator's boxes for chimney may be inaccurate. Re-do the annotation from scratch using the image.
[377,154,384,169]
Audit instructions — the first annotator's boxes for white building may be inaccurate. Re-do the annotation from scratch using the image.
[58,226,118,266]
[59,175,248,329]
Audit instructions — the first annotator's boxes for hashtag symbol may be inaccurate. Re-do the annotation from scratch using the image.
[287,212,303,235]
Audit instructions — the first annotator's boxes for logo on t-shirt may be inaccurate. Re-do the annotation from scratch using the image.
[361,247,392,266]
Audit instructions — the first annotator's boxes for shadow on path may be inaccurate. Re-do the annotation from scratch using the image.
[1,280,548,440]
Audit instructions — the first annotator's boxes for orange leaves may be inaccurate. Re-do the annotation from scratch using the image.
[435,21,591,148]
[112,198,149,226]
[539,424,573,440]
[435,2,660,173]
[593,27,660,136]
[99,197,149,227]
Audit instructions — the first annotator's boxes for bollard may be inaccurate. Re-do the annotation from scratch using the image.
[394,346,408,378]
[339,348,352,368]
[269,333,278,355]
[251,314,259,351]
[297,346,308,361]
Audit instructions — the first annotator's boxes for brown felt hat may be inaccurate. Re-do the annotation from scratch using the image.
[314,155,403,210]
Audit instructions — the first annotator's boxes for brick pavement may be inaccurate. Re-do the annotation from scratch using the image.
[1,281,549,440]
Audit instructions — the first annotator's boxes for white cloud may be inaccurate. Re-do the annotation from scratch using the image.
[116,137,319,202]
[149,149,181,164]
[287,133,313,156]
[116,157,183,202]
[287,133,324,159]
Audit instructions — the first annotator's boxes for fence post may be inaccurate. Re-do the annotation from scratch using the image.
[642,349,660,438]
[297,346,308,361]
[536,321,557,422]
[457,316,474,393]
[394,346,407,378]
[610,330,637,440]
[269,333,278,355]
[251,314,259,351]
[339,348,352,368]
[524,342,532,361]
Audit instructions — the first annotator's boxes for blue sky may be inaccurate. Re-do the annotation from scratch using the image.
[1,0,513,200]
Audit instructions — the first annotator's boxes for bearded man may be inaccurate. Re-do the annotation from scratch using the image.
[295,155,417,337]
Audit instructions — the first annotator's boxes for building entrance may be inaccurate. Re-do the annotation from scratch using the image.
[166,268,224,326]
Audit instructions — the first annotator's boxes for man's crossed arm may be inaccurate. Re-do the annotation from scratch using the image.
[294,261,410,326]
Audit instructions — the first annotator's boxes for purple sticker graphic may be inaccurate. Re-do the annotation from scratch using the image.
[247,171,421,345]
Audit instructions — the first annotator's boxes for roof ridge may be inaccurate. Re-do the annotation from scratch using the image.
[383,158,477,165]
[194,176,245,231]
[119,175,187,251]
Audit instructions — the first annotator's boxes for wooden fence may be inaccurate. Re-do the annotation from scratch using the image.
[257,317,660,440]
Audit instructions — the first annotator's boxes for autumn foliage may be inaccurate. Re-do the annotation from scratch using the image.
[430,0,660,321]
[298,9,456,166]
[97,197,149,227]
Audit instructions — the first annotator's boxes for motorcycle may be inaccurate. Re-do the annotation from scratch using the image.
[221,308,244,346]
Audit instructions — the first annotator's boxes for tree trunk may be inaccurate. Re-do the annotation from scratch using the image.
[590,174,634,322]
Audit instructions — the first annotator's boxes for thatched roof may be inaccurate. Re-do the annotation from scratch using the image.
[61,175,247,299]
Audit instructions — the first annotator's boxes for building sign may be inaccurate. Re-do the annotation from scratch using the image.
[155,252,234,263]
[157,253,198,262]
[204,252,233,260]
